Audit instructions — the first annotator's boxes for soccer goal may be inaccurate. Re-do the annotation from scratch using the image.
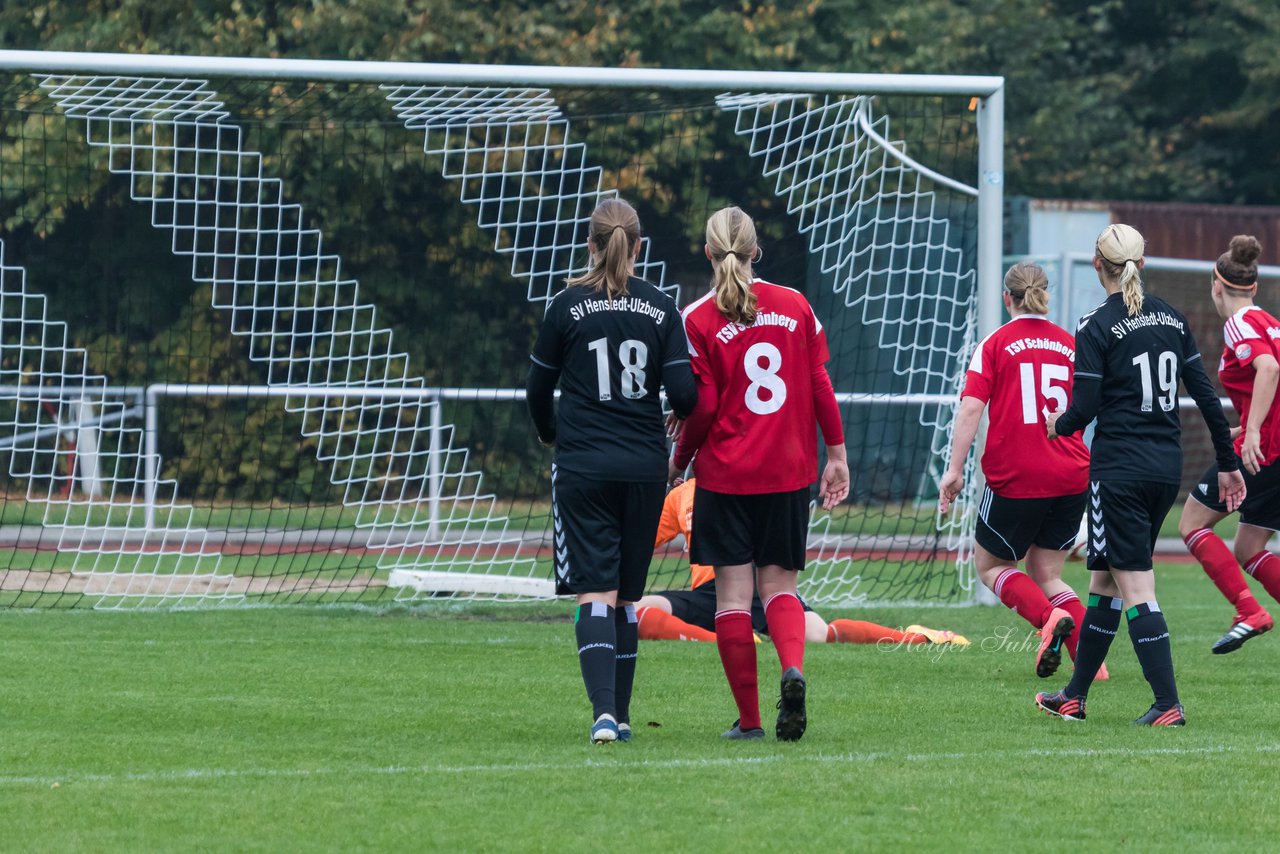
[0,50,1003,608]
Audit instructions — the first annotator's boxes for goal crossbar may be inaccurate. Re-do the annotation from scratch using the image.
[0,49,1003,96]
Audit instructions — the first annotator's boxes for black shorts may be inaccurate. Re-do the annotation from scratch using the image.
[975,485,1088,562]
[1189,458,1280,532]
[657,579,813,635]
[551,465,665,601]
[689,485,810,571]
[1086,479,1180,572]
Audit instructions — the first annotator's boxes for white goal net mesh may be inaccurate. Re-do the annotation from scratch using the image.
[0,64,987,608]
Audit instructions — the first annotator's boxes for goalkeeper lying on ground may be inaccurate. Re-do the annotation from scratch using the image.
[635,479,969,646]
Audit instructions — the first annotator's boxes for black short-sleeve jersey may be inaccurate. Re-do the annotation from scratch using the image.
[529,277,692,481]
[1055,292,1235,483]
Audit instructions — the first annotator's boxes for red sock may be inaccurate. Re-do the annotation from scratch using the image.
[1244,551,1280,606]
[636,607,717,642]
[1049,590,1085,660]
[714,610,760,730]
[826,619,927,644]
[763,592,806,673]
[992,567,1053,628]
[1186,528,1261,617]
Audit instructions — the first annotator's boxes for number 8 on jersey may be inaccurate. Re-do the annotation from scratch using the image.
[744,342,787,414]
[680,282,832,494]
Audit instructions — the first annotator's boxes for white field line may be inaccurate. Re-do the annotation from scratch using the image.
[7,743,1279,788]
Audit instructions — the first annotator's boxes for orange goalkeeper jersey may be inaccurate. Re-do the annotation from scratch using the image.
[654,479,714,589]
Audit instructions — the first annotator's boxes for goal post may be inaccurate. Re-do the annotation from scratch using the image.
[0,49,1003,609]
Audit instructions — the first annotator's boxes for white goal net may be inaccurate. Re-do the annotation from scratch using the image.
[0,53,1003,608]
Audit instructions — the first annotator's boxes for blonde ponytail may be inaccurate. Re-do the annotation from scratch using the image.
[1119,261,1144,316]
[567,197,641,299]
[1003,262,1050,315]
[1094,223,1146,317]
[706,206,759,325]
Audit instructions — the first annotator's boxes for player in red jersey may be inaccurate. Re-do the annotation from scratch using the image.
[635,478,969,647]
[1179,235,1280,653]
[669,206,849,741]
[939,262,1100,680]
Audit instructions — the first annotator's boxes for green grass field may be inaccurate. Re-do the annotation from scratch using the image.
[2,561,1278,850]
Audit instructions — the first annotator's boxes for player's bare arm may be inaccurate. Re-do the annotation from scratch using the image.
[1218,469,1247,513]
[1242,353,1278,475]
[819,443,849,510]
[939,395,985,512]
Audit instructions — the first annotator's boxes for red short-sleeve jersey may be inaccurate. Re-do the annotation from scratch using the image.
[1220,305,1280,466]
[681,280,830,494]
[961,314,1090,498]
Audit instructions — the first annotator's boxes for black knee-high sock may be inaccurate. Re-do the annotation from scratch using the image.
[1065,594,1122,699]
[614,604,638,725]
[1127,602,1179,710]
[576,602,617,720]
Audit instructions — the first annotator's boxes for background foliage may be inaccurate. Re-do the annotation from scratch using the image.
[0,1,1274,502]
[3,0,1275,203]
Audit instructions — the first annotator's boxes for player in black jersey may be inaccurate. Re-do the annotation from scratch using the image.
[526,198,697,744]
[1036,223,1245,727]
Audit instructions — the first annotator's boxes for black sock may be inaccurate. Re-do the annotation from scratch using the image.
[1127,602,1179,710]
[1065,594,1122,699]
[576,602,617,720]
[614,604,638,725]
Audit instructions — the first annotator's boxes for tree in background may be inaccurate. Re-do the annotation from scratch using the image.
[5,0,1274,202]
[0,0,1275,502]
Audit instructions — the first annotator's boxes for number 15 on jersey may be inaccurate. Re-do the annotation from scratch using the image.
[1019,362,1069,424]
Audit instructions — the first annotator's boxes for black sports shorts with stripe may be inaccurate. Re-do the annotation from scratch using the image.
[1190,458,1280,532]
[551,466,665,601]
[974,485,1087,562]
[689,485,810,571]
[1085,479,1180,572]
